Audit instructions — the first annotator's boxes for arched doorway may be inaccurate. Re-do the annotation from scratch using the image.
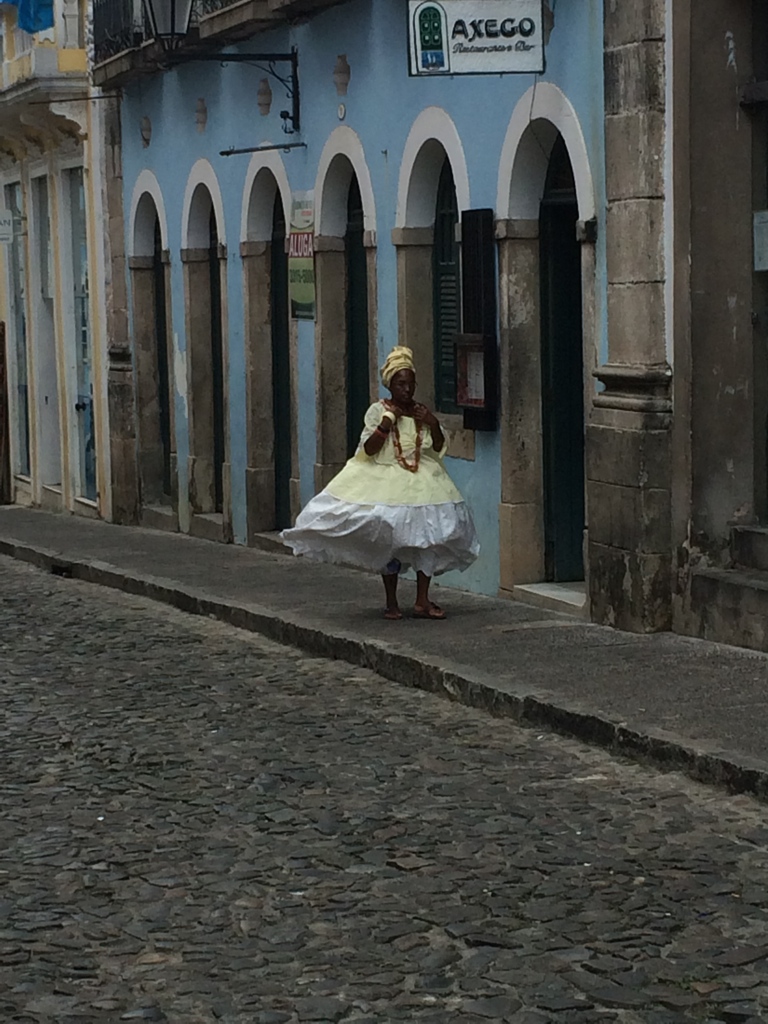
[313,137,377,488]
[540,135,585,582]
[208,207,225,515]
[496,86,596,598]
[271,192,292,529]
[182,177,229,538]
[394,110,471,426]
[130,187,176,527]
[153,216,173,501]
[433,156,460,414]
[241,160,296,539]
[345,175,370,455]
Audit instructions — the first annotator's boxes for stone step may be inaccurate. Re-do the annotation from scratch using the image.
[690,565,768,652]
[251,531,287,555]
[512,581,589,619]
[731,525,768,572]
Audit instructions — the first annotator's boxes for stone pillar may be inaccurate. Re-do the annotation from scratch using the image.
[687,2,755,545]
[314,235,347,491]
[103,96,140,525]
[392,227,434,409]
[497,219,545,591]
[588,0,672,631]
[130,250,176,513]
[129,257,159,505]
[364,231,378,403]
[289,315,301,521]
[0,322,10,505]
[181,247,216,517]
[242,240,276,538]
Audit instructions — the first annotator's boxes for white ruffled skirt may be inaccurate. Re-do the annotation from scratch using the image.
[281,491,480,577]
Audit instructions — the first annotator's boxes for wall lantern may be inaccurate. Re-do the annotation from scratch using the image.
[141,0,193,52]
[141,0,301,134]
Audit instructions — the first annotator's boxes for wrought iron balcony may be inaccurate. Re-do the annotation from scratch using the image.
[92,0,145,65]
[197,0,239,14]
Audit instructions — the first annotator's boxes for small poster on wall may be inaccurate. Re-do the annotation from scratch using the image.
[289,191,316,321]
[408,0,545,76]
[0,210,13,245]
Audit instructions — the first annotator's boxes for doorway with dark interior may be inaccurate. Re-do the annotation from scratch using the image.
[539,134,585,583]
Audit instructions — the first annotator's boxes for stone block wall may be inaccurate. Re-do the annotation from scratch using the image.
[587,0,672,632]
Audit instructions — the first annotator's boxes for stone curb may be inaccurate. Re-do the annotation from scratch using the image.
[2,536,768,803]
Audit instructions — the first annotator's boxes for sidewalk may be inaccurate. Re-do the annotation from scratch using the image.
[2,505,768,800]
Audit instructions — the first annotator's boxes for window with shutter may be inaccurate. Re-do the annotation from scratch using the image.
[433,157,460,414]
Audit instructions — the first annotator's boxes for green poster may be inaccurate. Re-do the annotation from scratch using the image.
[289,191,315,321]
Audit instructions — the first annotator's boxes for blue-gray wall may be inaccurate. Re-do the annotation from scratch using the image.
[121,0,606,596]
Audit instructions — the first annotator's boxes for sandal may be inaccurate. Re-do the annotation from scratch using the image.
[413,604,446,620]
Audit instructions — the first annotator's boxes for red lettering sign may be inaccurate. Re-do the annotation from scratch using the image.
[289,231,314,259]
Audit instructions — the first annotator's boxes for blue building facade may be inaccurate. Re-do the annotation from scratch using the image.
[103,0,605,604]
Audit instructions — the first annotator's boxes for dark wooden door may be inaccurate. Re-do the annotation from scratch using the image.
[153,217,172,499]
[346,176,370,457]
[0,322,10,505]
[540,136,585,582]
[208,209,225,514]
[271,194,292,530]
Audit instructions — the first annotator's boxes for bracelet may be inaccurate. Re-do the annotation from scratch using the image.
[382,410,397,424]
[375,424,390,438]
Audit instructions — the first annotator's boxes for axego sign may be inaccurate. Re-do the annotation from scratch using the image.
[408,0,545,76]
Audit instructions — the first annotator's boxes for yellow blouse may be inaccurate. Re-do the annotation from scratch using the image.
[324,402,464,507]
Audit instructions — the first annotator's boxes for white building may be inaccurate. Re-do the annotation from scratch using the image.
[0,0,112,519]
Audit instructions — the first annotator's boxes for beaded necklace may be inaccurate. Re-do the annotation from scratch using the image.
[383,400,423,473]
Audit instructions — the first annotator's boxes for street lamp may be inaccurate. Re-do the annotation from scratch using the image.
[141,0,194,52]
[140,0,301,135]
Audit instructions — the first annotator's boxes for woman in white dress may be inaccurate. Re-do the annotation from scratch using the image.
[281,346,479,619]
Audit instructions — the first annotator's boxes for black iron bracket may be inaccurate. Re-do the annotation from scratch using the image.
[167,47,300,134]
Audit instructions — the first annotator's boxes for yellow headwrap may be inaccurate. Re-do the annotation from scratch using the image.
[381,346,415,388]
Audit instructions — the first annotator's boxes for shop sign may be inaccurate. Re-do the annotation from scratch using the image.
[0,210,13,244]
[289,191,315,321]
[409,0,544,76]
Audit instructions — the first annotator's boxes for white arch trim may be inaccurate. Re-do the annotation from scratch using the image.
[128,169,169,257]
[395,106,471,229]
[496,82,595,222]
[181,158,227,248]
[240,145,292,243]
[314,126,376,236]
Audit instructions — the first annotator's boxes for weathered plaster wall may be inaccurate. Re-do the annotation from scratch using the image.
[121,0,605,597]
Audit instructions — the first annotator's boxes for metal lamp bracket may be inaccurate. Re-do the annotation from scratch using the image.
[166,46,300,134]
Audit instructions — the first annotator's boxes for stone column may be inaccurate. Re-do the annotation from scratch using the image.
[103,96,140,525]
[364,231,378,402]
[0,322,10,505]
[392,227,434,409]
[587,0,673,632]
[181,248,216,516]
[129,257,160,505]
[289,315,301,521]
[130,250,176,515]
[242,240,276,538]
[497,219,545,591]
[314,235,347,491]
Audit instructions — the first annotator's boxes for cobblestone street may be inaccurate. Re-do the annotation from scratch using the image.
[3,556,768,1024]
